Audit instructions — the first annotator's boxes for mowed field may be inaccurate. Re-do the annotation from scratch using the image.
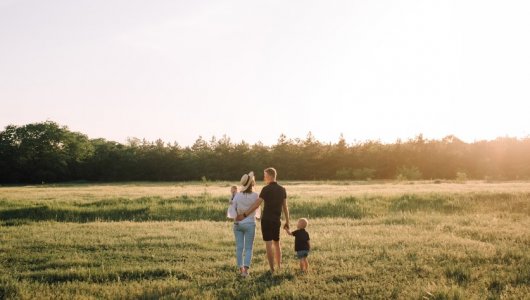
[1,181,529,299]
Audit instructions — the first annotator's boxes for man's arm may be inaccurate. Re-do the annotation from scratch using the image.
[235,198,263,221]
[282,197,290,229]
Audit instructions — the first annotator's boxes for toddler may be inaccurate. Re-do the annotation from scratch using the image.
[285,218,310,272]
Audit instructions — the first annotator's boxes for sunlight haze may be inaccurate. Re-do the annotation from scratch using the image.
[1,0,529,145]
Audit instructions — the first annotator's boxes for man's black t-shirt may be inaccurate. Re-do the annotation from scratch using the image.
[259,182,286,222]
[292,229,310,251]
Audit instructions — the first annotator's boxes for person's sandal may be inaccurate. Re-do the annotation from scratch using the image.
[240,267,249,277]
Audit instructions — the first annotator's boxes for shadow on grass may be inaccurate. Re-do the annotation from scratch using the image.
[209,271,295,299]
[0,195,370,223]
[389,194,463,213]
[0,194,232,222]
[0,205,237,222]
[445,266,471,286]
[290,196,368,219]
[0,206,151,222]
[0,275,19,300]
[24,268,190,283]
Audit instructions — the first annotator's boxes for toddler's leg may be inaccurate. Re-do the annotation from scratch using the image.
[299,258,305,271]
[304,257,309,271]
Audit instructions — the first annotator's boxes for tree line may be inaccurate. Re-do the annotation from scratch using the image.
[1,121,529,183]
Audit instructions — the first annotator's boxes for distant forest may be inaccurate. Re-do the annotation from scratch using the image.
[1,121,529,183]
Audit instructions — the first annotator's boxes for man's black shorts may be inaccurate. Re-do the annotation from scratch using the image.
[261,219,281,241]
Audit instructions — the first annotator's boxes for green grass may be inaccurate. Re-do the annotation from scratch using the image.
[0,182,529,299]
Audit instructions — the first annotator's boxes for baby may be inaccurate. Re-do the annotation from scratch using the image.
[285,218,311,272]
[229,185,238,204]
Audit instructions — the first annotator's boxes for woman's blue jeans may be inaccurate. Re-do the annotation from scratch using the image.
[233,222,256,268]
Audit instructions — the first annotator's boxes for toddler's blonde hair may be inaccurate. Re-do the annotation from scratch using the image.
[298,218,308,229]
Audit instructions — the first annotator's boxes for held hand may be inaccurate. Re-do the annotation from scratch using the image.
[283,222,290,230]
[235,214,244,221]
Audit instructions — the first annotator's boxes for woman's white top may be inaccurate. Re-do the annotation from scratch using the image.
[229,192,261,224]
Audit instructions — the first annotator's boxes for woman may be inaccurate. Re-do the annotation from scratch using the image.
[230,171,260,277]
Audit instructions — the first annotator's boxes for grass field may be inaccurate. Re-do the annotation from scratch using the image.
[1,181,529,299]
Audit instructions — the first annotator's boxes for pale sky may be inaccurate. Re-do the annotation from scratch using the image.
[1,0,529,146]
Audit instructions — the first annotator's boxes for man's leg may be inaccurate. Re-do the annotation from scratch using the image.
[273,240,281,269]
[265,241,275,272]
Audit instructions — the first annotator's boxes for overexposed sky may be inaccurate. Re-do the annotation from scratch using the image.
[1,0,529,145]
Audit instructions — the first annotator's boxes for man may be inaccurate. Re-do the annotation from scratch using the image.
[236,167,290,273]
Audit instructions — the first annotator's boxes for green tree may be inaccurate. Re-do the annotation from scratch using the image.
[0,121,92,183]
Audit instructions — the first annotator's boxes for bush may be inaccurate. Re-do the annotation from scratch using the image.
[395,166,422,180]
[455,171,468,183]
[352,168,376,180]
[335,168,353,180]
[335,168,376,180]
